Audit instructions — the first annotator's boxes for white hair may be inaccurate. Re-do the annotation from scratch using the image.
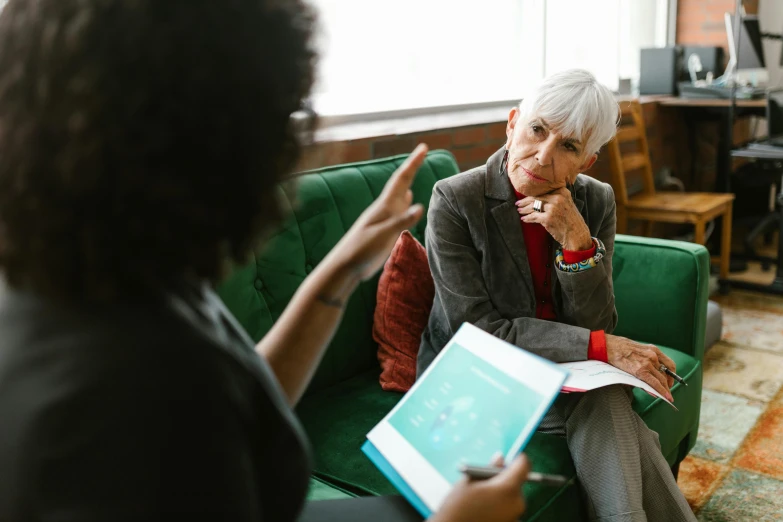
[518,69,619,156]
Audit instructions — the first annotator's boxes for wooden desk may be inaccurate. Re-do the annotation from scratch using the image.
[657,97,766,108]
[649,96,766,193]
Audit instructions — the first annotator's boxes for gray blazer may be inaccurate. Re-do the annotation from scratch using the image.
[417,147,618,376]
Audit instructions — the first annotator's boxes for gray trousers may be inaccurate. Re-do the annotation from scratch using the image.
[538,385,697,522]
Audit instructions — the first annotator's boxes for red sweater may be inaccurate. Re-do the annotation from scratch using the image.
[513,188,607,362]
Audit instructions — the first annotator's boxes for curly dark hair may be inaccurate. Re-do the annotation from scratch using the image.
[0,0,316,300]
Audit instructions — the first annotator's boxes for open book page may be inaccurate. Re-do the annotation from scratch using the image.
[559,360,677,410]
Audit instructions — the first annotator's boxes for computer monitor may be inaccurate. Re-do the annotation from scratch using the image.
[767,89,783,137]
[780,25,783,67]
[726,14,768,86]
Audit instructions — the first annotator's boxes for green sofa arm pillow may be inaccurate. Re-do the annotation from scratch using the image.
[611,234,710,361]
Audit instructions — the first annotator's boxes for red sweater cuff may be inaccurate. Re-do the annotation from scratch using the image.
[563,244,596,264]
[588,330,608,363]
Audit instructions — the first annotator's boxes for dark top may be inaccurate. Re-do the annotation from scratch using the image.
[0,281,311,521]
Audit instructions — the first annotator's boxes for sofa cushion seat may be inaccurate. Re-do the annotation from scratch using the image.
[297,345,700,517]
[630,346,702,463]
[297,370,400,496]
[306,477,356,501]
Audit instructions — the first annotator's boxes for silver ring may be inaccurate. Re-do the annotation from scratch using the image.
[533,199,544,213]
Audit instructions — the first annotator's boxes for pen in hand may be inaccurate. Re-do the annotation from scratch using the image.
[459,464,569,487]
[659,364,687,387]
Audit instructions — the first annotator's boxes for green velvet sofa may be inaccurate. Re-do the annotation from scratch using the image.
[217,150,708,521]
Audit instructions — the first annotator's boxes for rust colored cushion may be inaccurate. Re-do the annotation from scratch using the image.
[373,230,434,393]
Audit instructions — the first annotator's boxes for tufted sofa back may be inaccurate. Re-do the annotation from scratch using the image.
[217,150,461,393]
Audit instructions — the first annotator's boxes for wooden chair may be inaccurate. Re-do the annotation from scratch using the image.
[607,100,735,280]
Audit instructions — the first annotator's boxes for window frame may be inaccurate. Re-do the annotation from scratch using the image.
[314,0,675,127]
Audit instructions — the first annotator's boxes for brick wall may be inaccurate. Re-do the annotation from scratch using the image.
[296,121,510,175]
[297,103,680,190]
[677,0,758,56]
[295,101,721,239]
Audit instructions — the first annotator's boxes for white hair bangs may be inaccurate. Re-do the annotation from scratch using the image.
[519,69,619,155]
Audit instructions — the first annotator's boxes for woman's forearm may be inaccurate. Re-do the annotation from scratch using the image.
[254,145,428,406]
[255,250,361,406]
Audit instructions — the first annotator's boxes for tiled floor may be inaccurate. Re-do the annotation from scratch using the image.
[678,290,783,521]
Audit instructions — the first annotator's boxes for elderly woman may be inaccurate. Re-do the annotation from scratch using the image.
[418,69,696,522]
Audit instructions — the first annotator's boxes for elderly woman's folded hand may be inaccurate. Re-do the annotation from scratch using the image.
[605,334,677,402]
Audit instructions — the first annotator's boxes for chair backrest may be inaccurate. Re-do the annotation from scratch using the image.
[767,88,783,137]
[606,100,656,208]
[217,150,461,394]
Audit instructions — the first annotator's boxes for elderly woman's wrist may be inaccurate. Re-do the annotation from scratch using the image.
[555,237,606,273]
[564,235,593,252]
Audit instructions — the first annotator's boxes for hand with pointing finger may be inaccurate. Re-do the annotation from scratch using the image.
[331,144,428,282]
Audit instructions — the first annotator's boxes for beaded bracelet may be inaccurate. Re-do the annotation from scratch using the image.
[554,237,606,273]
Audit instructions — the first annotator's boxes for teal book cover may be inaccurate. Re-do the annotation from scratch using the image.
[364,323,568,518]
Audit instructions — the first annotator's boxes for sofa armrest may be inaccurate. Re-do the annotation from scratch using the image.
[611,234,710,362]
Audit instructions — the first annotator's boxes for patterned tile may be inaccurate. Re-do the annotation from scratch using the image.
[697,469,783,521]
[735,404,783,481]
[713,291,783,314]
[692,293,783,520]
[722,307,783,354]
[691,390,765,463]
[702,343,783,402]
[678,456,728,511]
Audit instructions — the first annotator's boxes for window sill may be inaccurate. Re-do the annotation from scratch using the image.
[314,95,667,144]
[314,101,514,143]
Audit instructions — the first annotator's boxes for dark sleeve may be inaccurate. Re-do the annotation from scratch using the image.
[426,182,590,363]
[35,346,263,521]
[554,182,618,334]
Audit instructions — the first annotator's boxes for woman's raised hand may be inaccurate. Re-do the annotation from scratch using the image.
[330,144,428,281]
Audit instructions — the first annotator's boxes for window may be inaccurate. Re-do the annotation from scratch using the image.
[309,0,670,117]
[545,0,670,92]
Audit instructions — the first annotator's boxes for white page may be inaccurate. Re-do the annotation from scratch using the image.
[559,360,677,410]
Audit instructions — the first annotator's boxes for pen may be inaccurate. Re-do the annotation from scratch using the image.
[659,364,688,387]
[459,465,569,487]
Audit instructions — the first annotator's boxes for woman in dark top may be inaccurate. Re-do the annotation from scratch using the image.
[0,1,529,521]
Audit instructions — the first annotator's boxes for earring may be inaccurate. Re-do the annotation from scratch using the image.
[501,148,509,174]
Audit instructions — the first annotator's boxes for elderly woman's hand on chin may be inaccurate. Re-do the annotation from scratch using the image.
[515,187,593,251]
